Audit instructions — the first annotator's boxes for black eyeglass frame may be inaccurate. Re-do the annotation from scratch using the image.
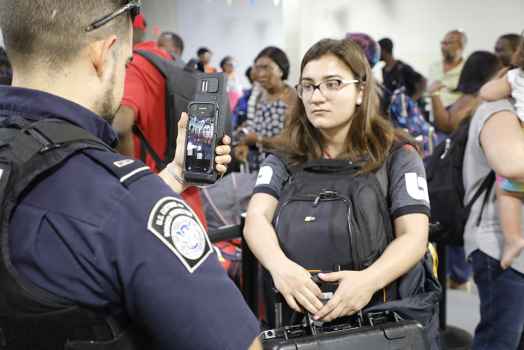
[85,0,142,33]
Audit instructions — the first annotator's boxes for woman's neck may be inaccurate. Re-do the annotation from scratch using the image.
[267,81,286,97]
[320,122,351,158]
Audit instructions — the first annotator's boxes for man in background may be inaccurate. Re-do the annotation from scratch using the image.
[158,31,186,66]
[428,30,467,107]
[494,33,521,68]
[378,37,416,93]
[112,14,208,225]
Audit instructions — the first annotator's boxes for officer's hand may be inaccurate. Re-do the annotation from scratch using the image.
[313,270,376,322]
[173,113,232,175]
[270,258,324,315]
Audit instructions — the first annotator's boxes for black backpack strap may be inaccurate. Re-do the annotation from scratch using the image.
[131,124,167,171]
[134,50,179,166]
[470,171,496,226]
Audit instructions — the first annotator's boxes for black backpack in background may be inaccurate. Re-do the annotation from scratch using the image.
[133,50,198,170]
[425,118,495,246]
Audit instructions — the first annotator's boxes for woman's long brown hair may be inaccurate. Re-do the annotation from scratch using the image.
[267,38,401,173]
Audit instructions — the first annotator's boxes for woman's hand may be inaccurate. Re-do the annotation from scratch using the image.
[270,259,324,315]
[313,270,377,322]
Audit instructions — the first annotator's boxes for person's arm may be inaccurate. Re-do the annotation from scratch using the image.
[481,109,524,181]
[480,76,512,101]
[314,213,428,321]
[244,193,323,314]
[110,176,261,349]
[432,95,478,133]
[112,105,136,157]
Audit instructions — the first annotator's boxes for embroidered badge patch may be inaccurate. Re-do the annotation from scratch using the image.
[147,197,213,273]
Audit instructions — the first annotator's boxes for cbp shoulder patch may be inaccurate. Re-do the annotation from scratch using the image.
[147,197,213,273]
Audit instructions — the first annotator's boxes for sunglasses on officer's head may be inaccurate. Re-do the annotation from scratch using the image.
[85,0,142,32]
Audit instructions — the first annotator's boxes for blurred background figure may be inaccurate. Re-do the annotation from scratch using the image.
[378,37,416,93]
[197,47,218,73]
[494,33,521,68]
[221,55,243,111]
[157,31,186,66]
[428,30,467,108]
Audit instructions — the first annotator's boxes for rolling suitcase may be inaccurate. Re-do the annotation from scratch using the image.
[261,310,430,350]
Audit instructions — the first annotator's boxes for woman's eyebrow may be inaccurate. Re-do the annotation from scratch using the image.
[301,74,344,82]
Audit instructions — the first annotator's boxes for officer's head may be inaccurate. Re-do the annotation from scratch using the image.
[0,0,138,122]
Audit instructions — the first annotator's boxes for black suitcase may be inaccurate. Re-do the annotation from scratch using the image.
[261,311,430,350]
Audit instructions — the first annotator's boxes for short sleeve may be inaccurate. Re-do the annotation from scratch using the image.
[252,154,289,199]
[388,145,431,220]
[120,55,147,117]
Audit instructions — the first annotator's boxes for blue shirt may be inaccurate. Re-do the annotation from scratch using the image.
[1,86,259,349]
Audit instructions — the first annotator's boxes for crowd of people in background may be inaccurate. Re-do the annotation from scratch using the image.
[2,8,524,348]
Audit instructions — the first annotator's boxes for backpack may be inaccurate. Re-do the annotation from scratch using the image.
[425,118,495,246]
[132,50,198,171]
[269,148,441,344]
[388,87,437,157]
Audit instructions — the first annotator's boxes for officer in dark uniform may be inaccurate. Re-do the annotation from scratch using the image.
[0,1,261,349]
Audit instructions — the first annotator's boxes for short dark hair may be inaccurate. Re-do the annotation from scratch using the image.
[197,47,211,56]
[220,56,233,70]
[245,66,253,84]
[378,38,393,55]
[456,51,501,94]
[499,33,522,52]
[160,31,184,54]
[255,46,290,81]
[0,0,131,68]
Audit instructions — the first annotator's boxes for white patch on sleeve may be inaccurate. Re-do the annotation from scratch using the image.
[404,172,429,202]
[147,197,213,273]
[256,166,274,186]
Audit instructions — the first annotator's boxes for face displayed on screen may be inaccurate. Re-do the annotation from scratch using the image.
[185,104,216,174]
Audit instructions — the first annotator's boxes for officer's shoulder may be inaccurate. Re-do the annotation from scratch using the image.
[80,149,154,189]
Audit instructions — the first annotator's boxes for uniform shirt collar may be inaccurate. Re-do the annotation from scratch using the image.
[0,86,118,146]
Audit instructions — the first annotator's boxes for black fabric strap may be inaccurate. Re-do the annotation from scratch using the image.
[134,50,177,168]
[474,171,496,226]
[132,124,166,171]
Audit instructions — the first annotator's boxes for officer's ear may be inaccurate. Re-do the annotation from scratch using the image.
[88,35,118,79]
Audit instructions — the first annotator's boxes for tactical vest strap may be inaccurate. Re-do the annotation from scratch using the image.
[0,117,150,349]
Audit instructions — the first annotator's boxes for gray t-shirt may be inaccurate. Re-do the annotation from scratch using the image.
[463,100,524,273]
[253,146,430,220]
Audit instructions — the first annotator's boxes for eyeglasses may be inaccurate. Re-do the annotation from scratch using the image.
[85,0,142,33]
[296,78,360,100]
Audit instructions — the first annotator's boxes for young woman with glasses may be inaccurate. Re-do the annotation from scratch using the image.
[244,38,432,335]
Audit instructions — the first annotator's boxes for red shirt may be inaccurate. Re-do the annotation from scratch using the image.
[121,41,208,228]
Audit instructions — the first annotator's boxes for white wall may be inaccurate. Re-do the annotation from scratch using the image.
[143,0,284,88]
[282,0,524,84]
[141,0,524,86]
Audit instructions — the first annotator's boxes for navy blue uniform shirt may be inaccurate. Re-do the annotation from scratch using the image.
[1,86,260,349]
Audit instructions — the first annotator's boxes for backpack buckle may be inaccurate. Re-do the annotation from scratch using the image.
[24,127,62,153]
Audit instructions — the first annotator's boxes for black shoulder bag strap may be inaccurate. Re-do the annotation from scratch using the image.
[133,50,177,171]
[471,171,496,226]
